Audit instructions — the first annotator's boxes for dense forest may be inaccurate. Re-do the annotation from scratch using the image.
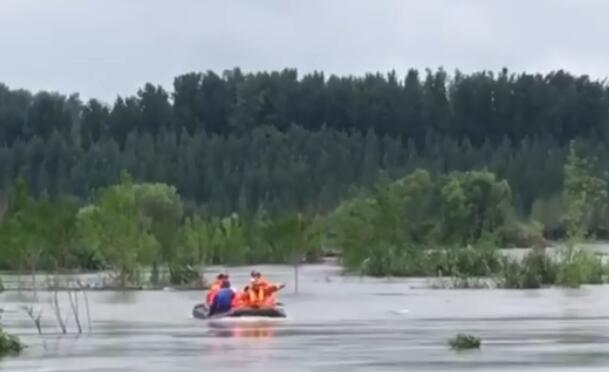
[2,68,609,286]
[1,68,609,226]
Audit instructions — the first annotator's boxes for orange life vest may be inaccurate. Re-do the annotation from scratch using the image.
[206,280,222,304]
[245,284,282,308]
[247,286,267,307]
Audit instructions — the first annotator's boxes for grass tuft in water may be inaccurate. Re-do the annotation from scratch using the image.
[449,334,481,350]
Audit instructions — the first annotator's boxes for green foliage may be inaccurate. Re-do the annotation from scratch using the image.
[449,334,481,350]
[168,264,201,286]
[209,214,248,265]
[174,215,209,266]
[77,172,159,287]
[497,249,558,289]
[0,327,25,357]
[258,213,318,264]
[556,246,605,287]
[497,247,606,289]
[133,183,183,263]
[2,69,609,238]
[360,245,501,278]
[0,177,81,272]
[331,169,511,275]
[562,141,608,241]
[554,142,608,288]
[438,171,511,244]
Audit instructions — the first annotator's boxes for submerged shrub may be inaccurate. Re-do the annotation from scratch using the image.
[498,249,557,289]
[168,263,202,286]
[556,245,606,287]
[449,334,481,350]
[358,244,502,279]
[498,245,606,288]
[0,327,25,357]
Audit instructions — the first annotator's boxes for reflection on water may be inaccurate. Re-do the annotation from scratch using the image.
[211,326,277,339]
[2,263,609,371]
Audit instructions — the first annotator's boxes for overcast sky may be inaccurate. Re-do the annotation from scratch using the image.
[1,0,608,102]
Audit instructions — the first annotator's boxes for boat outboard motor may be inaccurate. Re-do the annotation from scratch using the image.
[192,303,210,319]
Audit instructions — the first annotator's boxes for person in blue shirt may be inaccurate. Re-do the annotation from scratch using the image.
[209,280,235,316]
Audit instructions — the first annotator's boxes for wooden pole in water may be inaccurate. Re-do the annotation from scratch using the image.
[294,260,299,295]
[293,250,299,295]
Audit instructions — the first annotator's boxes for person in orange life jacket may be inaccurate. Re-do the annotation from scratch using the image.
[250,270,270,288]
[232,285,250,309]
[246,280,285,308]
[206,273,228,305]
[209,280,235,316]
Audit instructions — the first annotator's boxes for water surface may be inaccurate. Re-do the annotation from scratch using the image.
[2,263,609,371]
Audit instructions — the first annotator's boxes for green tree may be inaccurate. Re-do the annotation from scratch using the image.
[77,172,158,287]
[133,183,183,264]
[561,141,607,241]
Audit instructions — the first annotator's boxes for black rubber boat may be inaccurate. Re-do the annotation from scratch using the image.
[192,303,287,320]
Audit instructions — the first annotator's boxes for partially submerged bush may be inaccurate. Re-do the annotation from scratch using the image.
[334,169,513,275]
[0,327,25,357]
[497,248,557,289]
[449,334,481,350]
[169,263,203,287]
[556,245,606,287]
[360,244,501,278]
[498,246,606,289]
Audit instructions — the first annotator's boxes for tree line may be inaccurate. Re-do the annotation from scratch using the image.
[1,141,605,289]
[2,69,609,146]
[2,126,609,224]
[0,171,320,287]
[2,68,609,231]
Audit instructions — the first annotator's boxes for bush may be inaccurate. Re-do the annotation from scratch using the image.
[69,243,104,271]
[498,249,557,289]
[556,246,606,287]
[0,277,4,292]
[358,244,502,278]
[449,334,481,350]
[498,246,606,288]
[168,263,202,287]
[0,327,25,357]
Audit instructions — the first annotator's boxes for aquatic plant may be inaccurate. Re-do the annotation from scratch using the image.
[497,248,557,289]
[0,327,25,357]
[449,334,481,350]
[496,246,606,289]
[556,244,606,288]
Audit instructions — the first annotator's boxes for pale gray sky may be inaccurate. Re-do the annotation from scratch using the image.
[1,0,608,102]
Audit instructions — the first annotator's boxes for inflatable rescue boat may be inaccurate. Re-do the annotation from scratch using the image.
[192,303,287,320]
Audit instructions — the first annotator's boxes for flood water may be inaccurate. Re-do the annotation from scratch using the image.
[2,262,609,372]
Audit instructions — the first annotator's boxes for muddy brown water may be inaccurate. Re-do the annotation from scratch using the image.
[2,262,609,372]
